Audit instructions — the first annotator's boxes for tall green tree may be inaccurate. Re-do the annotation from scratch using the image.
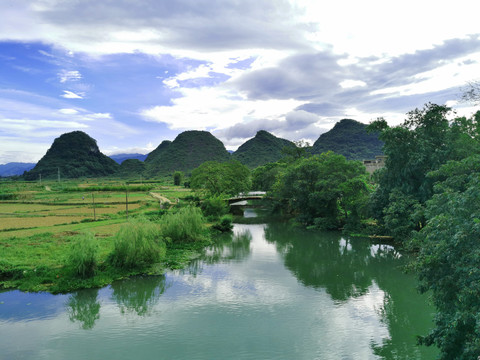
[190,160,251,196]
[414,155,480,359]
[368,104,480,239]
[272,151,369,228]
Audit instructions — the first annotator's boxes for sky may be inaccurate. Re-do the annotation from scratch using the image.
[1,0,480,164]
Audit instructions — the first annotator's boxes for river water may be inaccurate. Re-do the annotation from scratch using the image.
[0,215,437,359]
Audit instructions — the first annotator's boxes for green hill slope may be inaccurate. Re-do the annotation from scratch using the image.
[311,119,383,160]
[144,140,172,163]
[118,159,146,178]
[232,130,295,168]
[146,131,230,176]
[24,131,119,180]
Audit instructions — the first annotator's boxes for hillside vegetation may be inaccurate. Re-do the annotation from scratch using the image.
[146,131,230,176]
[232,130,295,168]
[312,119,383,160]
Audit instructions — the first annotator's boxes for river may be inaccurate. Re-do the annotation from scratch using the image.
[0,214,437,359]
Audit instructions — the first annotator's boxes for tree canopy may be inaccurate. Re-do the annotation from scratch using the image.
[190,160,251,197]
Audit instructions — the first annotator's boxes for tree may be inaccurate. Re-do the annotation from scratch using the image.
[414,155,480,359]
[190,160,251,196]
[461,80,480,105]
[271,151,369,228]
[173,171,183,186]
[367,103,480,239]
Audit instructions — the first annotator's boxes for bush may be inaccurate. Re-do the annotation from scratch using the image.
[109,217,166,270]
[201,195,228,219]
[159,206,207,242]
[212,214,234,232]
[67,232,98,278]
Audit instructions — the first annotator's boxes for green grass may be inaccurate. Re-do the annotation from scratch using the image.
[109,218,166,270]
[0,180,214,293]
[159,206,207,242]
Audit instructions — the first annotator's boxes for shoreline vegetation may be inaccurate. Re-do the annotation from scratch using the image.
[0,180,230,294]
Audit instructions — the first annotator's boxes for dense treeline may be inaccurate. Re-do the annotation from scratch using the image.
[366,104,480,359]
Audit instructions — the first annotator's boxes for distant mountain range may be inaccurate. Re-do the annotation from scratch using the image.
[109,153,148,164]
[2,119,383,178]
[0,162,36,177]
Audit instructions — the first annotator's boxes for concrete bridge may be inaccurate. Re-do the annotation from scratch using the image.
[227,191,266,205]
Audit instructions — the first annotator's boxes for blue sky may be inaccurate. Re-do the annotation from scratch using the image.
[1,0,480,164]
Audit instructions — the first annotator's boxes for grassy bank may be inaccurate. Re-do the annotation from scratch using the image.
[0,179,214,293]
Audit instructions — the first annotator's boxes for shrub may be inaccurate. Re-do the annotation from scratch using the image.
[67,232,98,278]
[109,217,166,270]
[212,214,234,232]
[201,195,228,219]
[159,206,206,242]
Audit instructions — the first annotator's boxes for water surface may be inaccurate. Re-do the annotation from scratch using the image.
[0,220,436,359]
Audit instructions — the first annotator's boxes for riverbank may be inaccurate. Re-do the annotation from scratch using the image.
[0,180,211,293]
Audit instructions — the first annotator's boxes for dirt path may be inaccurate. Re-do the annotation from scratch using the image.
[149,192,172,204]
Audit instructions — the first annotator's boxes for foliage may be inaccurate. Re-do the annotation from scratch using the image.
[190,160,251,196]
[66,232,98,278]
[173,171,184,186]
[271,151,369,228]
[201,195,228,219]
[414,156,480,359]
[109,217,166,270]
[368,104,480,239]
[251,162,286,192]
[232,130,295,168]
[145,131,230,177]
[117,159,146,178]
[311,119,383,160]
[211,214,234,232]
[159,206,207,243]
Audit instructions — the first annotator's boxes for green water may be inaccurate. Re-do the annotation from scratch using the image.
[0,221,437,359]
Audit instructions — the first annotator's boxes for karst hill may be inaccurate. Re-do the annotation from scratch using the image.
[23,131,119,180]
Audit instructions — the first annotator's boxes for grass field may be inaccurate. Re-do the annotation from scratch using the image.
[0,179,201,292]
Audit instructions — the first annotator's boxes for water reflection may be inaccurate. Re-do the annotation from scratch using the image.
[66,288,100,329]
[203,230,252,264]
[110,275,167,316]
[264,223,436,359]
[184,229,253,277]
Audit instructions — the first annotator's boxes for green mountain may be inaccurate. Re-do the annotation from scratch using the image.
[146,131,230,176]
[232,130,295,168]
[24,131,119,180]
[144,140,172,163]
[311,119,383,160]
[118,159,146,178]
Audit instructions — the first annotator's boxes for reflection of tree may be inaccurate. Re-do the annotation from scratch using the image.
[265,224,378,301]
[182,230,252,277]
[265,223,436,359]
[111,275,167,316]
[205,230,252,264]
[66,288,100,330]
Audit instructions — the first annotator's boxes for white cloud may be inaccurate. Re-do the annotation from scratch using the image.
[141,85,305,134]
[58,108,79,115]
[61,90,84,99]
[58,70,82,83]
[340,80,367,89]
